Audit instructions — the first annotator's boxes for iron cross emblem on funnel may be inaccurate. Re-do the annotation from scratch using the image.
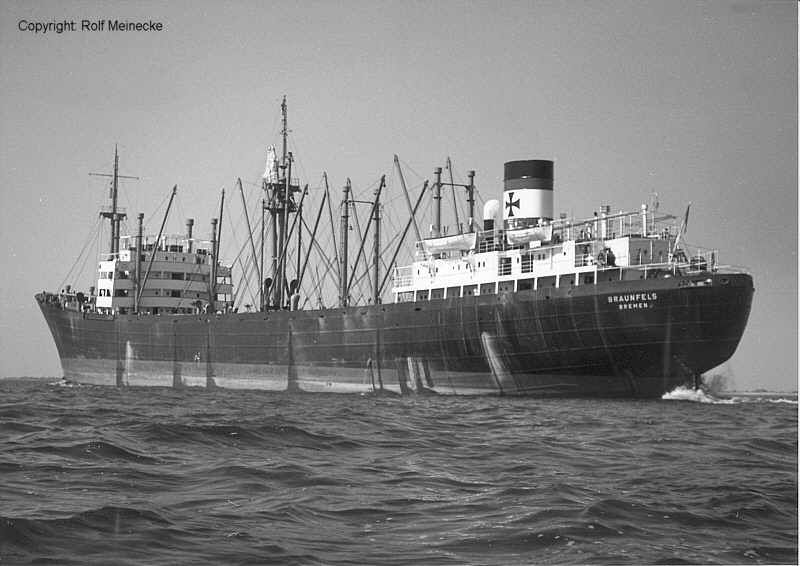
[505,191,520,217]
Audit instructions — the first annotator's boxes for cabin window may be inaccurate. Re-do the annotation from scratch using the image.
[431,288,445,300]
[446,287,461,298]
[538,275,556,289]
[583,273,596,285]
[415,290,429,301]
[518,278,535,291]
[480,283,496,295]
[498,281,514,293]
[463,284,478,296]
[559,274,575,287]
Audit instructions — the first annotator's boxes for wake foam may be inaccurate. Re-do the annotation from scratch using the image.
[662,386,735,404]
[663,386,798,404]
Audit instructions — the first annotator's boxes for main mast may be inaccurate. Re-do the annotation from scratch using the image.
[264,96,298,310]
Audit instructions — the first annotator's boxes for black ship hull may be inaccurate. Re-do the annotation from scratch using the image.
[36,272,753,398]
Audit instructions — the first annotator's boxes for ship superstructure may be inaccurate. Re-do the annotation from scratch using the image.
[393,159,705,305]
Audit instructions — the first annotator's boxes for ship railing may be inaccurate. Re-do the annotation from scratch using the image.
[574,252,601,268]
[100,205,127,216]
[118,234,217,252]
[551,210,676,243]
[632,245,749,276]
[671,245,720,273]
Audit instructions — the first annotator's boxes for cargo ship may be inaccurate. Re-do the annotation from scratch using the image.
[36,99,754,397]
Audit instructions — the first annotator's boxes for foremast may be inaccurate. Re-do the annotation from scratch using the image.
[92,145,138,257]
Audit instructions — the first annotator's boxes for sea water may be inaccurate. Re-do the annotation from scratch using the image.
[1,379,796,565]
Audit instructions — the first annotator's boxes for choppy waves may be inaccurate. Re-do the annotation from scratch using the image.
[1,380,797,565]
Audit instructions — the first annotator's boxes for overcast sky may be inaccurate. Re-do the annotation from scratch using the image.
[1,0,796,391]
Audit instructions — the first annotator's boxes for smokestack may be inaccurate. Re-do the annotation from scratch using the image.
[502,160,554,231]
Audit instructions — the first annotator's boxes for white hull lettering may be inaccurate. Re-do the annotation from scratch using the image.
[608,293,657,304]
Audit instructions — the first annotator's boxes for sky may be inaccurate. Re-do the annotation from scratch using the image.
[0,0,796,391]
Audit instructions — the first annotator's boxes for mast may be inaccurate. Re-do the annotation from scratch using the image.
[210,189,225,313]
[92,145,137,257]
[210,218,218,312]
[265,95,295,310]
[134,213,144,313]
[111,148,120,253]
[296,186,306,287]
[339,179,351,307]
[279,152,293,306]
[373,180,382,304]
[279,95,290,309]
[260,197,266,311]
